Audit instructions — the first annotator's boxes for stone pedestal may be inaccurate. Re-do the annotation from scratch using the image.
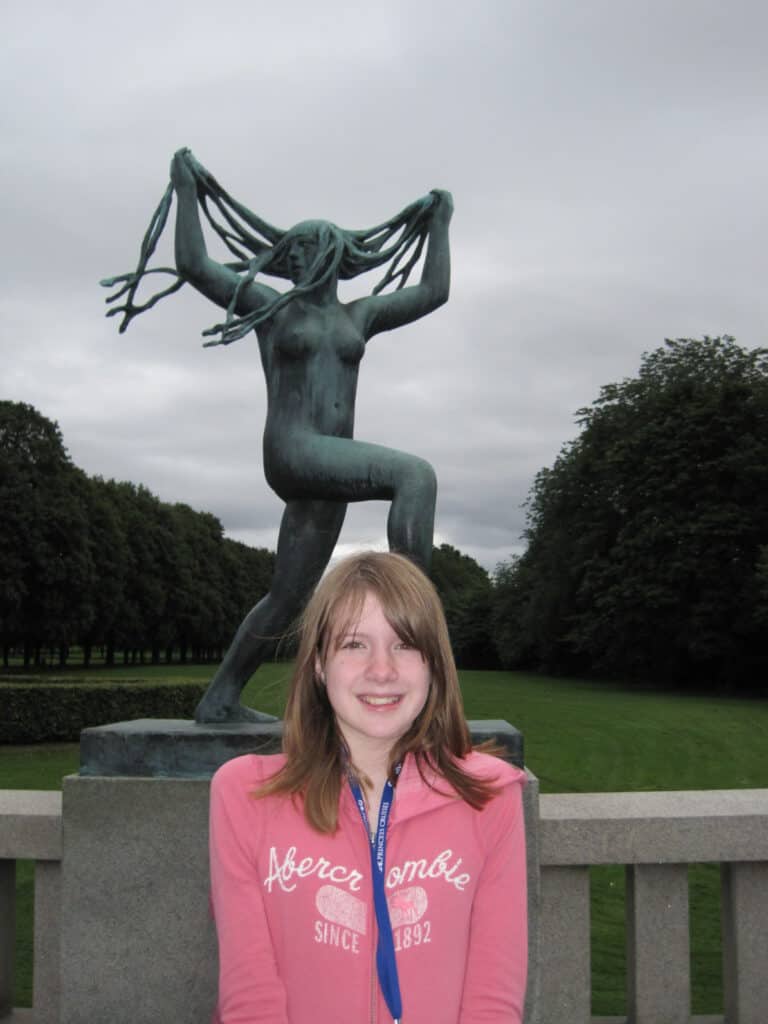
[79,716,524,776]
[79,717,281,778]
[59,775,216,1024]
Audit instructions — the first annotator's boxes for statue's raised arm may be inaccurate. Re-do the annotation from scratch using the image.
[170,148,279,315]
[350,188,453,339]
[101,149,452,723]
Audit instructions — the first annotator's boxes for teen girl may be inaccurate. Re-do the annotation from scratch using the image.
[209,551,527,1023]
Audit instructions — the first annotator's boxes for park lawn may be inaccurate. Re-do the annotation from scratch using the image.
[3,667,767,1014]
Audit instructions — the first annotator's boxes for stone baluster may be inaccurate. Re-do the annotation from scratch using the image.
[626,863,690,1023]
[722,861,768,1024]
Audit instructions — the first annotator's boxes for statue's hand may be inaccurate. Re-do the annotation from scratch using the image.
[170,148,196,191]
[430,189,454,220]
[189,151,222,192]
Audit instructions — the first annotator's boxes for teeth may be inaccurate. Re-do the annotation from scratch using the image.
[361,696,400,706]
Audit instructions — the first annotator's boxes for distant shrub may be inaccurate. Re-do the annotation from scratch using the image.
[0,681,207,743]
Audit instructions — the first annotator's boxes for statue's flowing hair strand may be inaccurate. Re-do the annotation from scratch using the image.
[101,152,437,347]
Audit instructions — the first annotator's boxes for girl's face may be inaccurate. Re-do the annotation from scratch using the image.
[318,591,430,764]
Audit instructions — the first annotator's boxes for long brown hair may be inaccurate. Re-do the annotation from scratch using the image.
[256,551,501,832]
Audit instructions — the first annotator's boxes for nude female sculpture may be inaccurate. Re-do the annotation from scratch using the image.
[102,148,452,722]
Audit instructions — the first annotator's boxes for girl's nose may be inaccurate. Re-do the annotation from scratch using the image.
[365,647,397,681]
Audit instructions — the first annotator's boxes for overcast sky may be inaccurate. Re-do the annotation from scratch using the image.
[3,1,767,571]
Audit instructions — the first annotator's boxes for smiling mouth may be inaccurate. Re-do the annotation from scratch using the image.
[359,695,402,707]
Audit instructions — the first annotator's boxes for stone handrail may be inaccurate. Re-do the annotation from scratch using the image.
[2,787,767,1023]
[535,789,768,1024]
[0,790,62,1024]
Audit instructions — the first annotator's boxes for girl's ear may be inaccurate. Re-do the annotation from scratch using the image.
[314,656,325,684]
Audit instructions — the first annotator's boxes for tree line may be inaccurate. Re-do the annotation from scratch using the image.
[492,337,768,691]
[0,402,274,667]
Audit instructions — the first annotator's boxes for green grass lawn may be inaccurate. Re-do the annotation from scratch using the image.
[3,666,767,1014]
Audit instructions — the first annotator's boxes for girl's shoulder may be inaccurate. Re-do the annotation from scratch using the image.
[396,751,524,822]
[209,754,294,856]
[459,749,527,788]
[211,752,288,791]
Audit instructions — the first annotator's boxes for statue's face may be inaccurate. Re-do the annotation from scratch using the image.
[284,220,325,284]
[287,234,319,284]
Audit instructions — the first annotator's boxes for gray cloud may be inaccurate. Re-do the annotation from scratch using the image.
[3,0,767,571]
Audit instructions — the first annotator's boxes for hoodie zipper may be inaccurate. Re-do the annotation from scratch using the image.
[367,812,378,1024]
[369,918,378,1024]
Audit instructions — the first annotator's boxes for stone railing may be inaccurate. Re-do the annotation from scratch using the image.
[533,788,768,1024]
[2,786,767,1024]
[0,790,61,1024]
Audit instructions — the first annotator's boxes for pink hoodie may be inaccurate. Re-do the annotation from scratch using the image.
[210,751,527,1024]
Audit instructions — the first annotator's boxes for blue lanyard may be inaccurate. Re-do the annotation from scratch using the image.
[348,764,403,1024]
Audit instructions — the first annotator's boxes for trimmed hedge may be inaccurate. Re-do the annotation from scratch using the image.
[0,675,154,685]
[0,681,207,743]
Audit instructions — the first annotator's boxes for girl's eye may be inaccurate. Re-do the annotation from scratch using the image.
[341,639,364,650]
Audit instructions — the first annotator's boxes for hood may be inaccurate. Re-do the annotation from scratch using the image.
[238,750,525,829]
[341,750,526,828]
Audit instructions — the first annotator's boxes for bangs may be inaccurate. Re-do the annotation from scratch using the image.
[320,573,440,669]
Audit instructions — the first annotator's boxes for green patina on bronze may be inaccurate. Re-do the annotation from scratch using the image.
[102,149,452,723]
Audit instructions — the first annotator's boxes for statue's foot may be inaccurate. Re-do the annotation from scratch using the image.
[194,694,277,725]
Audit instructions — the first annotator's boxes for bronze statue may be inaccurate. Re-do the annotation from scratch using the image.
[102,149,452,722]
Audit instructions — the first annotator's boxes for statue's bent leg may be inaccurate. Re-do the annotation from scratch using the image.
[275,436,437,571]
[384,454,436,572]
[195,500,346,724]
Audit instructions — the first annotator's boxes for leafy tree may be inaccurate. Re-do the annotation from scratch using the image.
[220,538,275,655]
[0,401,280,666]
[754,545,768,630]
[431,543,499,668]
[0,403,94,665]
[167,504,227,662]
[491,556,536,670]
[78,476,131,666]
[498,337,768,688]
[96,481,168,663]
